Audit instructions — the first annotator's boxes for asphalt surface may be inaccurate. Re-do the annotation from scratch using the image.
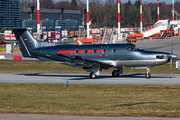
[1,114,180,120]
[0,73,180,85]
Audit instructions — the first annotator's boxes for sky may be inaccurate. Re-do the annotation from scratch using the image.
[53,0,173,5]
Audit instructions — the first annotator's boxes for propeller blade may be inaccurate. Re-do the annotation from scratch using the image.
[169,54,177,74]
[170,58,172,74]
[170,40,173,74]
[171,41,173,54]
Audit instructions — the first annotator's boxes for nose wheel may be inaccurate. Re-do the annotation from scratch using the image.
[145,73,151,78]
[145,67,151,79]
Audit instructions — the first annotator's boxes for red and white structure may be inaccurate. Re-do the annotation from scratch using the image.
[157,0,159,21]
[140,0,142,33]
[37,0,40,34]
[118,0,121,40]
[87,0,90,38]
[172,0,174,20]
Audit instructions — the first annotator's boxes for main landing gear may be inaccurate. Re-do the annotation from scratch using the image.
[89,66,151,79]
[90,66,123,79]
[112,67,123,77]
[145,67,151,79]
[90,65,100,79]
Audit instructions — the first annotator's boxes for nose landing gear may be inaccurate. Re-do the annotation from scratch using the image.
[145,67,151,79]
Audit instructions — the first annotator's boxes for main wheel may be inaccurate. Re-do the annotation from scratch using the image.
[145,73,151,79]
[112,70,119,77]
[90,71,98,79]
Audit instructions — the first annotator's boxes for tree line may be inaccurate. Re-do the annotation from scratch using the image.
[21,0,180,28]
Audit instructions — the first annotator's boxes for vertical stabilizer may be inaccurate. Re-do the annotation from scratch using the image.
[6,28,37,57]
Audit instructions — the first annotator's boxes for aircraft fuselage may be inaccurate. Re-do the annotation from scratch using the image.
[30,43,171,68]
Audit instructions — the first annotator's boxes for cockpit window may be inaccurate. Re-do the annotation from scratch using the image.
[136,46,143,51]
[127,46,143,51]
[127,46,133,51]
[127,46,136,51]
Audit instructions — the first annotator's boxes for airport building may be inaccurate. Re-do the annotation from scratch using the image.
[21,8,83,32]
[0,0,21,32]
[0,0,83,32]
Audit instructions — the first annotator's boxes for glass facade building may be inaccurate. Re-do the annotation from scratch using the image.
[0,0,21,31]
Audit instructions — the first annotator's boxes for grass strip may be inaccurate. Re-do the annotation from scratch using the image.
[0,61,179,74]
[0,83,180,117]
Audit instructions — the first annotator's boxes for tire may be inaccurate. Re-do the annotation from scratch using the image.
[90,71,98,79]
[145,73,151,79]
[112,70,119,77]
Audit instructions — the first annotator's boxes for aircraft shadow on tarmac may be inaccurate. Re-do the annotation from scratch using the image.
[19,73,173,80]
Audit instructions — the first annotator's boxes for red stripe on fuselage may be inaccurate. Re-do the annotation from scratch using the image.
[88,50,93,53]
[59,49,103,54]
[78,50,84,53]
[96,50,103,53]
[58,50,75,54]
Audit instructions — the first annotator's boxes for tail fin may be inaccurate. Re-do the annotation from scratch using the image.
[5,27,37,57]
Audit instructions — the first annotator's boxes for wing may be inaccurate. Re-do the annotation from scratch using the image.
[56,53,113,72]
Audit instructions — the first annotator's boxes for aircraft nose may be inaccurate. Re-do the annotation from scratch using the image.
[170,54,178,59]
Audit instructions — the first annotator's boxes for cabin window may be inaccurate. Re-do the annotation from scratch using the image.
[75,50,78,54]
[94,49,96,53]
[103,49,106,53]
[112,48,116,53]
[85,49,88,54]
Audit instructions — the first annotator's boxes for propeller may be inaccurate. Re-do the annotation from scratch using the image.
[169,41,177,74]
[170,41,173,74]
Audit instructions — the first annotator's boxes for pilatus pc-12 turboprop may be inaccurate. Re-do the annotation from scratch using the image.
[7,28,177,79]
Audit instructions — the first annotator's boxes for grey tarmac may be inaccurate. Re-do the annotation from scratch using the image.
[0,73,180,84]
[0,114,180,120]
